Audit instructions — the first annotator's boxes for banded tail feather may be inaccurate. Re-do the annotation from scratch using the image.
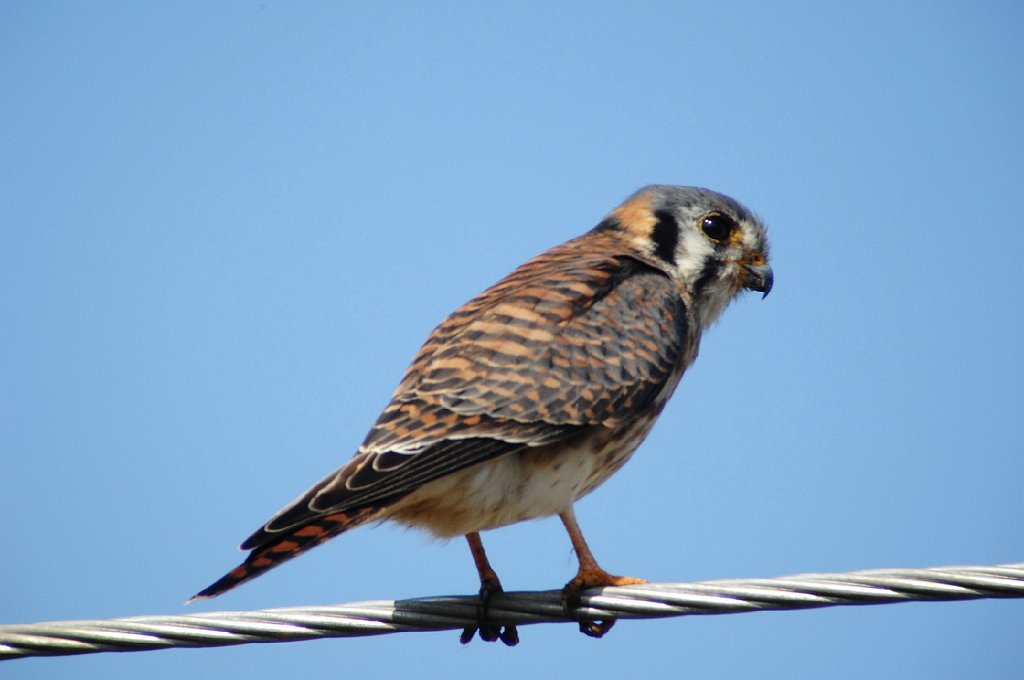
[189,505,383,602]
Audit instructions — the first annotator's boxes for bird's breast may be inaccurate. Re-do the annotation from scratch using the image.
[386,413,662,538]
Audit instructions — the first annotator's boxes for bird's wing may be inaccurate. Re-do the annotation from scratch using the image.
[245,239,691,549]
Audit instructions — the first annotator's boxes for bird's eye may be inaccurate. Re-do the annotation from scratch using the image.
[701,213,736,242]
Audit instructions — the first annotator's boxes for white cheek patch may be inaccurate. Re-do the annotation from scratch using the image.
[673,229,713,282]
[672,229,745,329]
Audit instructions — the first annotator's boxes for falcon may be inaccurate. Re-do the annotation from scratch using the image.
[191,185,772,645]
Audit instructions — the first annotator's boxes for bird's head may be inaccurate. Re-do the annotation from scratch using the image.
[599,184,772,329]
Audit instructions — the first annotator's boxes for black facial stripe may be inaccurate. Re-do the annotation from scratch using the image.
[651,210,679,266]
[692,258,722,298]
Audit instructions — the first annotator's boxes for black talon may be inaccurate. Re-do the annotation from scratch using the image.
[478,623,502,643]
[499,625,519,646]
[459,626,477,645]
[579,618,616,638]
[562,583,617,640]
[459,581,519,646]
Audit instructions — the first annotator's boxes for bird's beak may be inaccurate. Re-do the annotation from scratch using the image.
[742,262,774,298]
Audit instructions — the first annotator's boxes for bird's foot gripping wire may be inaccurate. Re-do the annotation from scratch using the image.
[460,578,519,646]
[562,569,647,638]
[561,582,616,638]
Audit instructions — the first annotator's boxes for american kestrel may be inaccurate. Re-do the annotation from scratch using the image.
[192,185,772,645]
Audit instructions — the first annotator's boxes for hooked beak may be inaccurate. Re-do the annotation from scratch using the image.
[742,262,774,298]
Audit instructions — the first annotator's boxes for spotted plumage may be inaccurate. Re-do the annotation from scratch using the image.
[192,185,772,644]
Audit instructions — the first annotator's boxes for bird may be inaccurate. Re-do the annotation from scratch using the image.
[191,184,772,645]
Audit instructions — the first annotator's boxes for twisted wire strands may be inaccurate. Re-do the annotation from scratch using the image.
[2,562,1022,660]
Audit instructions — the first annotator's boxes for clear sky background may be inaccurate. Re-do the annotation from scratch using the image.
[2,2,1022,678]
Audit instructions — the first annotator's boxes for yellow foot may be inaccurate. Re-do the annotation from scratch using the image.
[563,569,647,598]
[562,568,647,639]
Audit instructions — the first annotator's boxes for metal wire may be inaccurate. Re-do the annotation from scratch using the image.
[2,562,1022,661]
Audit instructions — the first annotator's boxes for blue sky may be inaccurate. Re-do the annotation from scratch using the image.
[2,2,1022,678]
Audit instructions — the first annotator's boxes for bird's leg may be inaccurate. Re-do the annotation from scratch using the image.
[459,532,519,646]
[559,508,647,638]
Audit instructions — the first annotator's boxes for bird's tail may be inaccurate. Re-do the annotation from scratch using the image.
[188,505,384,602]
